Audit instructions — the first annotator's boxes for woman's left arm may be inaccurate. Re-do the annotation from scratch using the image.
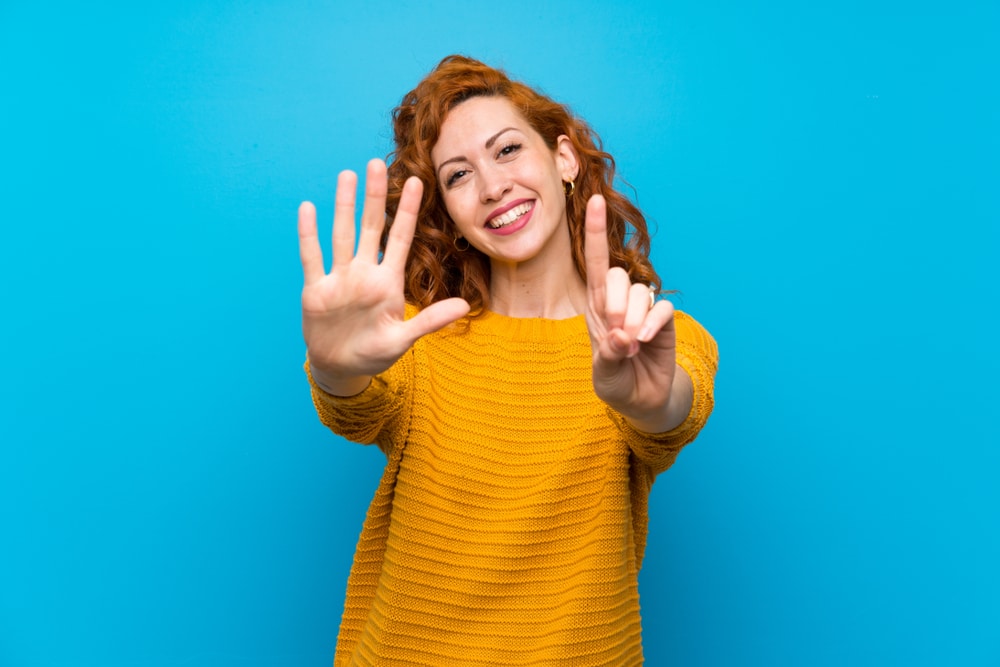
[584,195,716,435]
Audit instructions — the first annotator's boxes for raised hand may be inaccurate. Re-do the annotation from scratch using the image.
[583,195,691,433]
[299,159,470,395]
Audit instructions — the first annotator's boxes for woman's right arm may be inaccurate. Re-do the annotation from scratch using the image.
[298,159,470,396]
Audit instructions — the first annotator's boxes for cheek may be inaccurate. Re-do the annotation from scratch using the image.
[441,190,477,231]
[525,160,561,192]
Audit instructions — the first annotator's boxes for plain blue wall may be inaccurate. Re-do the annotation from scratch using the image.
[2,1,997,665]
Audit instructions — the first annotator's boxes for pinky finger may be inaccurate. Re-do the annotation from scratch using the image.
[298,201,326,285]
[637,299,675,343]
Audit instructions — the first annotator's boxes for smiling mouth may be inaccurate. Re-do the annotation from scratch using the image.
[487,201,534,229]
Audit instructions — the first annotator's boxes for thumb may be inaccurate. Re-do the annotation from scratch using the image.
[594,328,634,373]
[401,298,471,343]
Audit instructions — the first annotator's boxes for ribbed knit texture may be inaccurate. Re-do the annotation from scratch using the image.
[307,309,718,667]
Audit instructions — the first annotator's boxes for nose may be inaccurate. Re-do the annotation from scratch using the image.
[479,165,512,203]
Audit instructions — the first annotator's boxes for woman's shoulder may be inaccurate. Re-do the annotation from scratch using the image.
[674,310,719,369]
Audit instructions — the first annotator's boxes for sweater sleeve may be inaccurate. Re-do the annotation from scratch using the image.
[304,350,414,458]
[612,310,719,475]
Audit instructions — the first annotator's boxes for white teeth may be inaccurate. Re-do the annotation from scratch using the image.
[488,202,532,229]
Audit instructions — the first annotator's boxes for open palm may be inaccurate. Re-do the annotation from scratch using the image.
[298,159,469,393]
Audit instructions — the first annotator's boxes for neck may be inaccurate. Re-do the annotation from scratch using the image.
[488,260,586,319]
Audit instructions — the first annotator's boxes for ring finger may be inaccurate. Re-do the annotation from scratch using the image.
[623,282,653,339]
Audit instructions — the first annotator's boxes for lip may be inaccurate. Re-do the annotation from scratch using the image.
[484,198,535,236]
[485,198,533,226]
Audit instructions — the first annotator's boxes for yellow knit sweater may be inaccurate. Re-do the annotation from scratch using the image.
[307,309,718,666]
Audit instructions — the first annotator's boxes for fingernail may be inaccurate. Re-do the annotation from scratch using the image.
[637,326,653,342]
[628,341,640,357]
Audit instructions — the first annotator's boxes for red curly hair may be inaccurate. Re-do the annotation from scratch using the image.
[384,55,662,315]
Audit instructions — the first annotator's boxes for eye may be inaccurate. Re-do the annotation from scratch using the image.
[445,168,469,187]
[497,142,522,159]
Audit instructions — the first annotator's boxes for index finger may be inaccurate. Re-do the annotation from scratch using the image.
[381,176,424,269]
[584,194,611,306]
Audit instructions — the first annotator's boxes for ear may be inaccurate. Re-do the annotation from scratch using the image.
[555,135,580,183]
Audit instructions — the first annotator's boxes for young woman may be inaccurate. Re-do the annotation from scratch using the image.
[298,55,718,666]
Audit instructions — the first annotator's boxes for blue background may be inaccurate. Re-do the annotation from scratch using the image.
[2,1,997,665]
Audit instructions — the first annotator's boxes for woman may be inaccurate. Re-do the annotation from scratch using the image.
[298,55,718,666]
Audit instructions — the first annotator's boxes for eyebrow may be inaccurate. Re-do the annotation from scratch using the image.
[435,127,519,178]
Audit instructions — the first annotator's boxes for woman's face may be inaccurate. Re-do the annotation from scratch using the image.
[431,96,578,270]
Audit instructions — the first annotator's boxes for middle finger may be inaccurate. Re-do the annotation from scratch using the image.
[356,159,388,263]
[603,267,632,331]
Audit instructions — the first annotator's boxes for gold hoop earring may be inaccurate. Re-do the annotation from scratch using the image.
[453,236,470,252]
[563,180,575,197]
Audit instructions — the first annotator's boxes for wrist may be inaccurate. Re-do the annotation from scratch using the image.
[622,366,693,434]
[307,357,372,397]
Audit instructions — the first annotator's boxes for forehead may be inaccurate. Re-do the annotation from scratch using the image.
[432,96,531,160]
